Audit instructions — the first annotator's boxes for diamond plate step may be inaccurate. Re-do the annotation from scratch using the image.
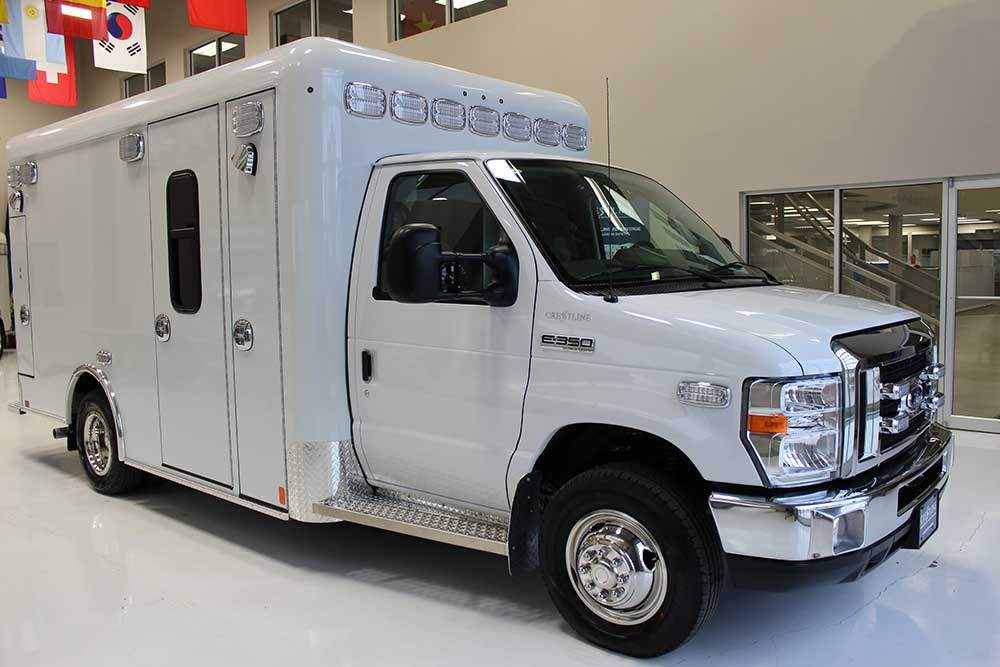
[313,492,509,555]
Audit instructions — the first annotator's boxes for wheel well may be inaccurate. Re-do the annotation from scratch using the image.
[69,373,103,427]
[532,423,706,494]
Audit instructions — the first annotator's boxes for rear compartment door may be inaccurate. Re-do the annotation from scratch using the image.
[148,106,233,487]
[8,215,34,377]
[225,91,287,509]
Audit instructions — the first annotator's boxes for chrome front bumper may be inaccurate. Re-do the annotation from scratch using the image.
[709,424,953,562]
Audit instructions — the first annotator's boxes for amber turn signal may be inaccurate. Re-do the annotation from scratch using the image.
[748,414,789,434]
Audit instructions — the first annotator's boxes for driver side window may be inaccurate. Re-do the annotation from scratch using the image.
[376,170,506,300]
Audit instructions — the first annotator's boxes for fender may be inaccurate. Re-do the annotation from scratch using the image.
[66,364,126,459]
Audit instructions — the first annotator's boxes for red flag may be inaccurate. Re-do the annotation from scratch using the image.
[187,0,246,35]
[45,0,109,40]
[28,35,76,106]
[131,0,150,6]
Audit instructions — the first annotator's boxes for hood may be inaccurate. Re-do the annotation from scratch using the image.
[624,285,918,374]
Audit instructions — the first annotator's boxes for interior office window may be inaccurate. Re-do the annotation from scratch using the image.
[275,0,353,46]
[166,170,203,314]
[123,62,167,99]
[189,34,245,76]
[377,171,504,298]
[746,190,835,291]
[453,0,506,22]
[841,183,942,333]
[393,0,505,39]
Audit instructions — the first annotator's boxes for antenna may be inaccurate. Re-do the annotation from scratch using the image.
[603,76,618,303]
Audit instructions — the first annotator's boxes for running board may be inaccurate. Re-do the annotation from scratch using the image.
[313,493,509,556]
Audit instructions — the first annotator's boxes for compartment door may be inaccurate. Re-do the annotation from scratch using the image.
[148,106,233,487]
[9,215,35,377]
[226,92,287,508]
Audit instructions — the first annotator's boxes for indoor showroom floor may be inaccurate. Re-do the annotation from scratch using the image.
[1,352,998,667]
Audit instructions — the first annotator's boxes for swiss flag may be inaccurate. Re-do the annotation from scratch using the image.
[187,0,245,35]
[45,0,109,40]
[28,34,76,106]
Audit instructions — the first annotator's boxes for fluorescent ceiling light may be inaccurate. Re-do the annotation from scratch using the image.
[902,212,936,217]
[749,201,772,206]
[192,42,217,57]
[844,218,865,222]
[436,0,486,7]
[343,8,353,13]
[61,4,93,19]
[921,217,940,222]
[985,209,1000,213]
[220,41,240,52]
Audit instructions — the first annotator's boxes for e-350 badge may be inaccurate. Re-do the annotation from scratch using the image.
[540,334,595,353]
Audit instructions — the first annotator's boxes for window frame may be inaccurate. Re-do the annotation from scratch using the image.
[373,168,507,304]
[165,169,204,314]
[186,33,246,77]
[121,61,167,99]
[391,0,507,41]
[270,0,355,47]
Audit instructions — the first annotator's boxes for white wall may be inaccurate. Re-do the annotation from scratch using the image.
[13,0,1000,238]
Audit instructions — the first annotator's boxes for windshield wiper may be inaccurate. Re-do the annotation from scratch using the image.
[707,261,777,282]
[578,263,725,283]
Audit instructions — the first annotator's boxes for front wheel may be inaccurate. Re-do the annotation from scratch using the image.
[540,465,724,657]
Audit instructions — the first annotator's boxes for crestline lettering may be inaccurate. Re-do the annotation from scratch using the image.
[544,311,591,322]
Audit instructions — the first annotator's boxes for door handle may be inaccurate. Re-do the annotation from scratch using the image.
[361,350,373,383]
[233,319,254,351]
[154,313,171,342]
[18,305,30,326]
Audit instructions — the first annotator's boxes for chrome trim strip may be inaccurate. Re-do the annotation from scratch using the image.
[66,365,125,459]
[125,459,289,520]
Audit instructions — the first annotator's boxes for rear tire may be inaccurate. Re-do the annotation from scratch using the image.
[75,390,145,495]
[0,319,5,356]
[540,464,724,657]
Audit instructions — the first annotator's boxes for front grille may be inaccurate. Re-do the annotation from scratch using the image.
[876,349,931,453]
[880,350,930,385]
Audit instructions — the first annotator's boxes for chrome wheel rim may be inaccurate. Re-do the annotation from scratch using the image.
[565,509,667,626]
[82,411,112,477]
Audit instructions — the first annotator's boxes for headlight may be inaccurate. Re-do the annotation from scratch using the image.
[744,375,841,487]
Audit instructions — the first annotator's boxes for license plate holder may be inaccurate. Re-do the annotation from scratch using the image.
[903,490,939,549]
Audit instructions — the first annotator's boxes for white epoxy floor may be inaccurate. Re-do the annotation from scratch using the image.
[2,352,999,667]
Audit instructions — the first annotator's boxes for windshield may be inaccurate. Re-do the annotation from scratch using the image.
[487,159,771,287]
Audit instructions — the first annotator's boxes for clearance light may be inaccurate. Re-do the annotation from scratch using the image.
[503,112,532,141]
[678,382,731,408]
[745,375,841,487]
[345,82,386,118]
[533,118,561,146]
[469,106,500,136]
[118,133,144,162]
[390,91,428,124]
[431,99,466,130]
[562,124,588,151]
[231,100,265,137]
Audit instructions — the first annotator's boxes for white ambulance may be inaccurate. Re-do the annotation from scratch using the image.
[5,37,952,656]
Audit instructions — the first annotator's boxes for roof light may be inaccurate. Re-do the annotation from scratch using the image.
[469,106,500,136]
[431,98,466,130]
[562,124,588,151]
[533,118,561,146]
[503,112,531,141]
[391,91,428,124]
[345,82,386,118]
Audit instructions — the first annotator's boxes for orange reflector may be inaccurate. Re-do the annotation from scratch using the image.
[24,400,30,408]
[278,486,286,506]
[748,414,788,434]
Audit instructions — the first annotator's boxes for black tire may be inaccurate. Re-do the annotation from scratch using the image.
[0,319,5,356]
[540,464,724,657]
[75,390,145,494]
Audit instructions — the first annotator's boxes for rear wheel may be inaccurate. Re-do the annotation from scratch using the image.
[75,390,144,494]
[540,465,724,657]
[0,319,5,355]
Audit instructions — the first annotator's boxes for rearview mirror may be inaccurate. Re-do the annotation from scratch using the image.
[384,223,518,307]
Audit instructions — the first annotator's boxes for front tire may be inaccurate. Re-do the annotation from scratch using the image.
[540,465,724,657]
[75,390,145,494]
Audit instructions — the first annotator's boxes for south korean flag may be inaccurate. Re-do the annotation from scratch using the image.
[93,2,146,74]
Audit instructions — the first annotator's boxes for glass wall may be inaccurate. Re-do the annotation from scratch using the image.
[189,34,245,75]
[393,0,506,40]
[275,0,353,46]
[746,190,835,291]
[841,183,942,332]
[275,1,311,45]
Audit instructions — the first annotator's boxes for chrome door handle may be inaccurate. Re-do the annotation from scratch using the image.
[154,314,171,342]
[233,319,254,351]
[18,305,30,326]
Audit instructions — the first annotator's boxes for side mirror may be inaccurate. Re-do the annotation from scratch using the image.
[384,223,518,307]
[722,237,734,251]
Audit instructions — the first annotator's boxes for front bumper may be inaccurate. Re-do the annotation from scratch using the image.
[709,423,953,572]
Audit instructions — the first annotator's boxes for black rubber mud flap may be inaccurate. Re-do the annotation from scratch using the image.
[507,472,543,576]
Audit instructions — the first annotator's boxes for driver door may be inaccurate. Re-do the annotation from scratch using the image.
[348,161,536,511]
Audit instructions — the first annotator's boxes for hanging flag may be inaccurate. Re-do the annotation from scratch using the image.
[93,1,144,73]
[0,25,38,80]
[28,33,74,105]
[45,0,108,40]
[129,0,147,6]
[64,0,104,7]
[0,78,6,99]
[187,0,245,35]
[0,0,8,22]
[4,0,68,83]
